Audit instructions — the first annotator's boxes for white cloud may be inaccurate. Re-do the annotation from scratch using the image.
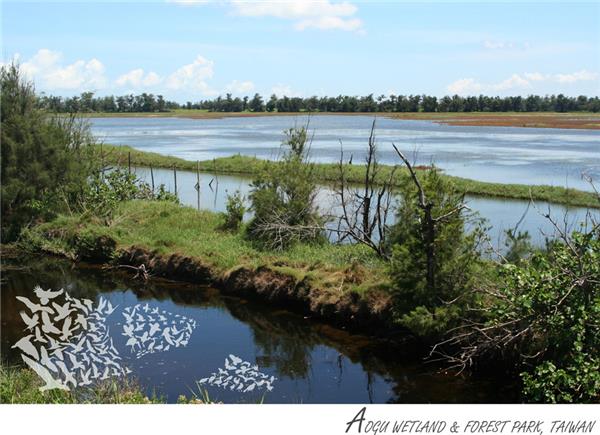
[166,0,213,5]
[555,69,598,84]
[524,72,547,81]
[447,70,599,95]
[172,0,365,33]
[233,0,364,33]
[295,15,363,32]
[491,74,530,91]
[483,40,512,50]
[116,69,162,88]
[446,78,482,94]
[270,83,302,97]
[225,79,255,94]
[20,49,107,91]
[165,55,217,95]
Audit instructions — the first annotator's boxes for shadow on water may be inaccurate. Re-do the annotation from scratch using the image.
[1,252,519,403]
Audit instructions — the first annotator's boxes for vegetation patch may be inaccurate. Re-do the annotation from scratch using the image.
[20,200,397,335]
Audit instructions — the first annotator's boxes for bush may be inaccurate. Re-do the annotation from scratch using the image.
[493,231,600,402]
[247,126,325,250]
[81,168,178,219]
[221,190,246,231]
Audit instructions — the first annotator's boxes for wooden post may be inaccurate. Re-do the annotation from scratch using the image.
[196,160,201,211]
[173,165,178,197]
[100,143,104,181]
[150,165,155,193]
[128,151,131,174]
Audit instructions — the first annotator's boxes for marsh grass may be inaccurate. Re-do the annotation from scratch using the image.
[22,200,389,295]
[0,364,162,404]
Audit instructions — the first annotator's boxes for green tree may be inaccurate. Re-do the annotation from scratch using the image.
[1,64,97,241]
[388,154,484,338]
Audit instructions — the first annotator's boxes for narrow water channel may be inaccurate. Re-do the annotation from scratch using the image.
[131,166,598,250]
[1,254,518,403]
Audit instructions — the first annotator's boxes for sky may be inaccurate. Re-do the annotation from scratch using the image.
[2,0,599,101]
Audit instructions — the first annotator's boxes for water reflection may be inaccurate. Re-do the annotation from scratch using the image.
[132,166,598,250]
[1,254,517,403]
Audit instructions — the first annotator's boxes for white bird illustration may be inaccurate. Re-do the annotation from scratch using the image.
[33,326,48,344]
[148,322,161,337]
[55,360,77,387]
[39,346,58,373]
[69,335,87,353]
[21,354,69,392]
[82,298,94,312]
[66,352,85,371]
[52,301,75,321]
[79,368,92,386]
[123,323,135,336]
[97,298,107,313]
[33,286,64,305]
[75,313,88,329]
[104,301,117,315]
[41,311,62,335]
[16,296,53,314]
[59,317,74,341]
[91,363,99,379]
[229,354,243,365]
[19,311,39,331]
[12,335,39,360]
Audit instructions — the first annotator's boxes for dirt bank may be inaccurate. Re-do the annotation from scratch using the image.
[116,246,407,340]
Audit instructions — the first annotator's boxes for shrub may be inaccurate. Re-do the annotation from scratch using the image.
[247,125,325,250]
[495,231,600,402]
[221,190,246,231]
[388,168,485,338]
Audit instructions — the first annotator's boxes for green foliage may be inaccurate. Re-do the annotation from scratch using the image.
[81,168,178,219]
[503,229,534,264]
[221,190,246,231]
[247,126,325,249]
[1,64,97,241]
[488,231,600,402]
[0,364,161,404]
[389,168,484,338]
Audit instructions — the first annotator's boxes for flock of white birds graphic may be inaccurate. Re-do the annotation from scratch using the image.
[12,286,277,395]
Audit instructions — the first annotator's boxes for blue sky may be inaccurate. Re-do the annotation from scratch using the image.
[2,1,599,101]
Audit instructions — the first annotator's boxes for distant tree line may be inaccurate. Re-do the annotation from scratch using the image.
[39,91,600,113]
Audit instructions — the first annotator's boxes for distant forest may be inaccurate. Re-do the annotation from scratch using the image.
[38,91,600,113]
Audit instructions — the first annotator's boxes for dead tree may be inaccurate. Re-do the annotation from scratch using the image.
[335,120,397,258]
[392,143,468,293]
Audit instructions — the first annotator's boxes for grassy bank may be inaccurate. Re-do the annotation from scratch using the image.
[22,200,388,297]
[98,144,600,209]
[0,364,161,404]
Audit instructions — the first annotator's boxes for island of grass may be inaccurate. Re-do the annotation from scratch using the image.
[98,144,600,209]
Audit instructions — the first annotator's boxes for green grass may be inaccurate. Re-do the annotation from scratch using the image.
[22,200,388,295]
[0,364,162,404]
[96,144,600,209]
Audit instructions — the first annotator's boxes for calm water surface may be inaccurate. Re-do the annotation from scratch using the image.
[90,115,600,191]
[1,256,517,403]
[132,166,598,249]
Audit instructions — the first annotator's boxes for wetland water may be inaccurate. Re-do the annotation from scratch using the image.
[90,115,600,192]
[1,256,517,403]
[131,166,597,250]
